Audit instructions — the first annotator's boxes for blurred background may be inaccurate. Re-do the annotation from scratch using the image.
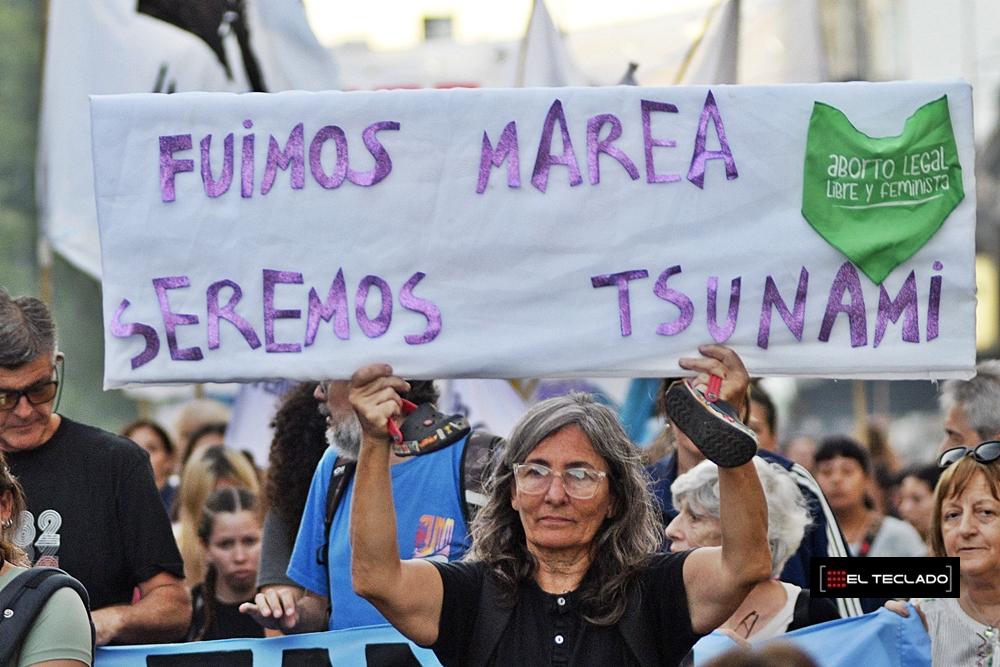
[1,0,998,468]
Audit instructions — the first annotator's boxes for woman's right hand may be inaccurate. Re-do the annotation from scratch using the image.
[348,363,410,443]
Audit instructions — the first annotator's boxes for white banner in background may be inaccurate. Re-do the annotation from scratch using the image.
[39,0,338,278]
[91,82,976,387]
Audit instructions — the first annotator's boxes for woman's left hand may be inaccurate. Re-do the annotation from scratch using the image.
[678,345,751,417]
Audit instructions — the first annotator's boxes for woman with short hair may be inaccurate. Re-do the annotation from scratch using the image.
[667,458,838,643]
[889,442,1000,665]
[121,419,177,512]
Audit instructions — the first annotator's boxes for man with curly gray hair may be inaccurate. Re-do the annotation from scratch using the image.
[939,359,1000,453]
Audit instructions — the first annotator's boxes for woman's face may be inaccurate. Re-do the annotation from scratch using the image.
[665,502,722,551]
[205,510,261,594]
[815,456,868,513]
[128,425,174,488]
[898,476,934,537]
[512,425,615,556]
[941,473,1000,578]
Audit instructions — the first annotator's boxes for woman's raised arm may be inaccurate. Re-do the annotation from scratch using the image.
[348,363,445,646]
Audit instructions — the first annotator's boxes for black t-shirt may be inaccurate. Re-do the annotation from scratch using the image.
[7,417,184,610]
[431,551,698,667]
[187,583,265,641]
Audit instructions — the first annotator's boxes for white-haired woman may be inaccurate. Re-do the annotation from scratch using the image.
[667,458,839,642]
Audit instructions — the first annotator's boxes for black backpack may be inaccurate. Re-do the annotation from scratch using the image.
[316,429,503,566]
[0,567,95,664]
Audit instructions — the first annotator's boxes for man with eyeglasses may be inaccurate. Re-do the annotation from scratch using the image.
[0,289,190,645]
[938,359,1000,454]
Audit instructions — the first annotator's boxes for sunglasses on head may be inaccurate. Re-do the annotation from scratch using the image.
[938,441,1000,469]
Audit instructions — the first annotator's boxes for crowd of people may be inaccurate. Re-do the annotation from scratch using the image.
[1,285,999,666]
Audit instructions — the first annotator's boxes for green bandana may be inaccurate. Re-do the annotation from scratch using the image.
[801,96,964,284]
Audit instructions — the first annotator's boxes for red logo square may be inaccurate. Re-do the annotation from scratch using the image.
[825,569,848,589]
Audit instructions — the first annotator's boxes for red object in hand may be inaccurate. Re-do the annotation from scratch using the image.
[387,399,418,444]
[706,375,723,403]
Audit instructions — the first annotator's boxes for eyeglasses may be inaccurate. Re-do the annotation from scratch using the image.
[0,381,59,412]
[512,463,608,500]
[938,441,1000,469]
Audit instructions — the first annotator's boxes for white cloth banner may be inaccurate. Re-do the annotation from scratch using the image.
[91,82,976,387]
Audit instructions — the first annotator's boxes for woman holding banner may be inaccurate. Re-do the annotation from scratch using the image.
[348,345,771,666]
[891,442,1000,666]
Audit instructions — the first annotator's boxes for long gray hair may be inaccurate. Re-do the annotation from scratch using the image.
[468,392,663,625]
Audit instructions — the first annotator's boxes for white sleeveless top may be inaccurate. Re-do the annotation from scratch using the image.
[750,581,801,641]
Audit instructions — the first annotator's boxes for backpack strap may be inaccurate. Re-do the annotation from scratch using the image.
[459,431,504,525]
[790,587,812,631]
[316,458,357,567]
[466,571,514,665]
[0,567,95,665]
